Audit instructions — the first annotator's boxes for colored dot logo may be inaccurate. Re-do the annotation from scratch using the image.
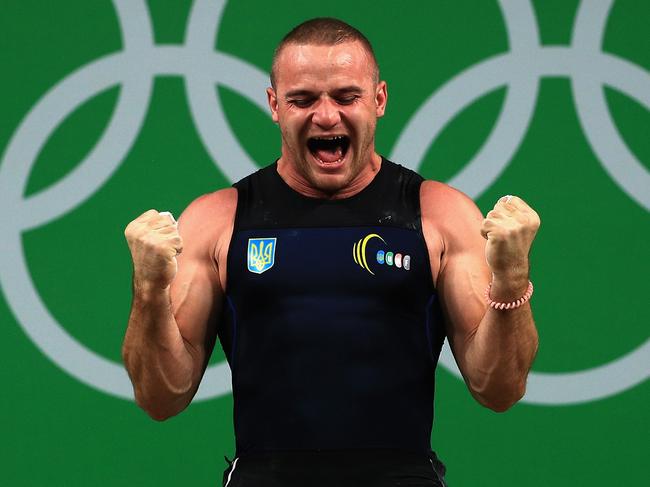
[376,250,411,271]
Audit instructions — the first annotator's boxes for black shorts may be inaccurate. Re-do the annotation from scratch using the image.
[221,449,448,487]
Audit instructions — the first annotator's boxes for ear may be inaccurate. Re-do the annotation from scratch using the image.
[375,81,387,118]
[267,87,279,123]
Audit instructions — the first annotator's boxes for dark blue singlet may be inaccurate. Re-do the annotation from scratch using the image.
[219,158,446,457]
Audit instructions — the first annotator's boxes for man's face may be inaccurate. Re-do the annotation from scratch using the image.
[267,41,387,195]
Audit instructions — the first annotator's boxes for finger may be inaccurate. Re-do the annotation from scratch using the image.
[499,195,533,215]
[148,211,178,231]
[125,210,158,239]
[499,194,527,211]
[131,209,159,225]
[159,211,177,225]
[150,211,177,229]
[486,209,507,220]
[480,218,500,239]
[156,225,179,235]
[498,194,514,205]
[167,235,183,255]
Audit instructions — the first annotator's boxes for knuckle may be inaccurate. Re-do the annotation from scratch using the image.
[521,214,539,232]
[143,234,165,250]
[125,218,139,233]
[137,209,158,222]
[515,213,528,226]
[506,225,522,239]
[532,212,541,227]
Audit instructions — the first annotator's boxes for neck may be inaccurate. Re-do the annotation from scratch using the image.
[276,152,382,200]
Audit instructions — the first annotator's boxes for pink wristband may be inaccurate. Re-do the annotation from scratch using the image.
[485,280,534,310]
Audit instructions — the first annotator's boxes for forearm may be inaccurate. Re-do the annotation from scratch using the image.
[122,282,196,420]
[464,272,539,411]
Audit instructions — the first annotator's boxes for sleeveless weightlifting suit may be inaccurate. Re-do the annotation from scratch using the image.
[219,158,446,459]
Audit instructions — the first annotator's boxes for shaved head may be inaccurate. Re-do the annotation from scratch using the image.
[271,17,379,89]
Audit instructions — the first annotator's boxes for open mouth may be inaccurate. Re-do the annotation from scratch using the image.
[307,135,351,164]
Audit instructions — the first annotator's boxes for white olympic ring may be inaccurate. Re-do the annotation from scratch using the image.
[0,0,648,406]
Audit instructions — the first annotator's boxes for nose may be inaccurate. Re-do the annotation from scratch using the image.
[311,97,341,129]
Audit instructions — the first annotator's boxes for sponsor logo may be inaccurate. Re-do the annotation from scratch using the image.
[353,233,385,275]
[247,238,276,274]
[377,251,410,270]
[354,234,411,274]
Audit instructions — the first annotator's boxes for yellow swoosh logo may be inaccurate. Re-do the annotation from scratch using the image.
[353,233,386,275]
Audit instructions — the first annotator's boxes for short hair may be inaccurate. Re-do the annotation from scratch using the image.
[270,17,379,89]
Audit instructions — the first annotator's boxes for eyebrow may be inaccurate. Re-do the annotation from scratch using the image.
[332,86,365,95]
[284,89,315,98]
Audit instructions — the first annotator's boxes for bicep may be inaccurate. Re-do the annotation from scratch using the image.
[169,200,227,384]
[171,250,222,376]
[438,248,490,361]
[427,186,490,371]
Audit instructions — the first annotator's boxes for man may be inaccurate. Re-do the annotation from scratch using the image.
[123,18,539,487]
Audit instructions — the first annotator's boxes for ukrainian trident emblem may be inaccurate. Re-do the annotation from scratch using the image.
[247,238,277,274]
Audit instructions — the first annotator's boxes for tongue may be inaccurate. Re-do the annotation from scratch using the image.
[315,146,343,163]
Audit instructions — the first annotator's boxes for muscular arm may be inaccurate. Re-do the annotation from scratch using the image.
[122,189,236,420]
[422,182,539,411]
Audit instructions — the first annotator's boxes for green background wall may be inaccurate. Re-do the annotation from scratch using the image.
[1,0,648,485]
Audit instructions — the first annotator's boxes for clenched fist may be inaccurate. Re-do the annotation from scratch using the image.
[124,209,183,289]
[480,195,540,278]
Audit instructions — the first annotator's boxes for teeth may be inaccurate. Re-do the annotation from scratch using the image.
[313,135,346,141]
[315,155,344,163]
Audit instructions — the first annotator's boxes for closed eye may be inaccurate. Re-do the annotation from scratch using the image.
[287,98,315,108]
[336,95,359,105]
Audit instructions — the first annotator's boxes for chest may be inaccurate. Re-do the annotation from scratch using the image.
[226,226,433,298]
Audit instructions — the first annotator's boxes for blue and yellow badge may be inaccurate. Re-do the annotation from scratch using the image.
[247,238,277,274]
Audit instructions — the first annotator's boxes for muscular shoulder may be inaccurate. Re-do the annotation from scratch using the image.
[179,188,237,224]
[420,180,484,254]
[177,188,237,261]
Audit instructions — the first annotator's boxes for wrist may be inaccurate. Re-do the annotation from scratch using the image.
[132,276,171,300]
[485,279,533,310]
[488,271,530,302]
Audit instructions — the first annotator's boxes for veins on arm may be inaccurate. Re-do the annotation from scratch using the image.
[423,182,537,411]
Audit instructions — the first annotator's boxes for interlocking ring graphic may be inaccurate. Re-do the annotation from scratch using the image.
[0,0,648,405]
